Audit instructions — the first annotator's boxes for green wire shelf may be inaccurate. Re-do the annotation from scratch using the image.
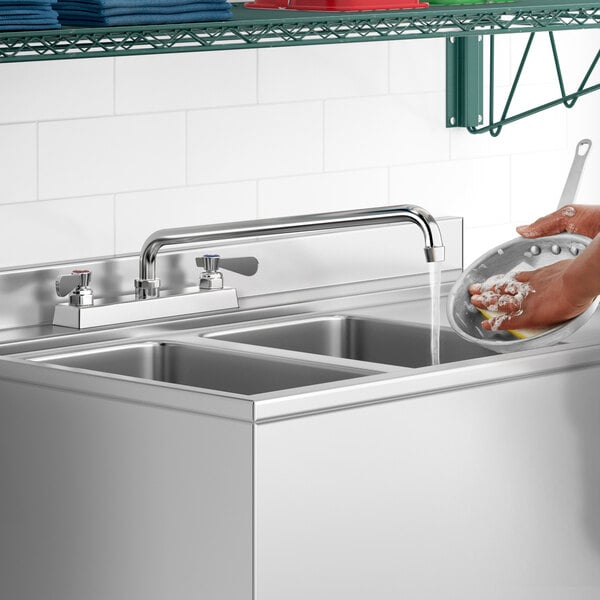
[0,0,599,62]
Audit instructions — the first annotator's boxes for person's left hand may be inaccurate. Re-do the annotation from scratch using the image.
[469,260,593,331]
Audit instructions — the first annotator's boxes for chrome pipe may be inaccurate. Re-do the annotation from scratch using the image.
[135,204,445,299]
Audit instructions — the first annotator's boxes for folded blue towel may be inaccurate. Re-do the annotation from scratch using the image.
[54,0,232,24]
[0,1,53,5]
[0,0,59,29]
[0,9,56,15]
[0,23,60,29]
[0,18,60,30]
[56,0,229,15]
[56,0,222,6]
[58,4,228,16]
[57,10,231,24]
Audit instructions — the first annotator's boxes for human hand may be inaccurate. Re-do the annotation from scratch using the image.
[516,204,600,239]
[469,260,594,331]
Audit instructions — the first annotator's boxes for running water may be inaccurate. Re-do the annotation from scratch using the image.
[429,262,441,366]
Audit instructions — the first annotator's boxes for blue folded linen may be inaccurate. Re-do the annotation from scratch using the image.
[0,9,56,15]
[0,1,53,5]
[0,1,60,29]
[56,0,224,6]
[54,0,232,24]
[56,9,232,24]
[57,0,229,15]
[58,4,228,16]
[0,23,59,29]
[0,19,60,30]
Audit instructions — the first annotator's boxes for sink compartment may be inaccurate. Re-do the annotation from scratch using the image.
[204,316,496,368]
[28,341,377,395]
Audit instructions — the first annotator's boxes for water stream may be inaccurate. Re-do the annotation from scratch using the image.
[429,262,441,366]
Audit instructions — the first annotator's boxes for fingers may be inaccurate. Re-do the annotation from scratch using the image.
[516,208,569,238]
[469,273,532,295]
[469,271,534,332]
[480,312,524,331]
[471,292,524,313]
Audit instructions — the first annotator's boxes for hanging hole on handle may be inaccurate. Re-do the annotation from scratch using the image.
[577,139,592,156]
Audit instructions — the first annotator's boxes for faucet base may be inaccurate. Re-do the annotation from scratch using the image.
[53,287,239,329]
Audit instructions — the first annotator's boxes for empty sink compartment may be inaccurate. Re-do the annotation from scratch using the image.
[28,341,376,395]
[204,316,496,368]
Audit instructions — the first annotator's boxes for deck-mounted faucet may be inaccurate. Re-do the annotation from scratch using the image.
[53,204,444,328]
[135,204,445,300]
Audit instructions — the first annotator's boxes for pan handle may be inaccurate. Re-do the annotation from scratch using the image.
[557,139,592,209]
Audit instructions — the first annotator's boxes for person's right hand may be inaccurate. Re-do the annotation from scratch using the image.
[516,204,600,239]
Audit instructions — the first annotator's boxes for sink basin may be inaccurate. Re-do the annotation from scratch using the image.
[204,316,496,368]
[28,341,377,395]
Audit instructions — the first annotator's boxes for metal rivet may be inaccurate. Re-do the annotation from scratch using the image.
[450,37,455,43]
[529,245,541,256]
[449,116,456,125]
[478,114,483,124]
[570,245,580,256]
[551,244,561,255]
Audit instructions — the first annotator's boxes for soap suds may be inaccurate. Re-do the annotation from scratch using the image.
[489,310,524,331]
[478,272,532,297]
[475,271,533,324]
[561,206,576,217]
[489,313,509,331]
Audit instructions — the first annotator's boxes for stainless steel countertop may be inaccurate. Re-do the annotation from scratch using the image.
[2,281,600,423]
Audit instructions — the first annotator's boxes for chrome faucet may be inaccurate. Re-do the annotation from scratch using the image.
[53,205,444,329]
[135,205,445,300]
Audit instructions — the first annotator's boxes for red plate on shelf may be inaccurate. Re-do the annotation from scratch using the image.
[245,0,428,10]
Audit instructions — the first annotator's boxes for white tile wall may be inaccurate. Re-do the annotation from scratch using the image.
[258,169,388,218]
[390,156,511,228]
[389,38,445,94]
[324,92,450,170]
[0,123,37,204]
[187,102,323,183]
[116,50,257,114]
[0,196,114,269]
[0,58,114,123]
[116,182,257,254]
[38,113,186,198]
[258,43,389,103]
[0,30,598,271]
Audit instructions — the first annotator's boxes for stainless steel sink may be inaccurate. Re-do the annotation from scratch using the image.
[28,341,377,395]
[204,316,496,368]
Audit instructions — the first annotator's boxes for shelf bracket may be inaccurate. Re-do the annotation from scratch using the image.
[446,35,484,129]
[452,32,600,137]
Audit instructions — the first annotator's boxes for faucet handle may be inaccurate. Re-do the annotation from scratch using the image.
[56,269,94,306]
[196,254,224,290]
[195,254,259,290]
[195,254,259,276]
[197,253,221,273]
